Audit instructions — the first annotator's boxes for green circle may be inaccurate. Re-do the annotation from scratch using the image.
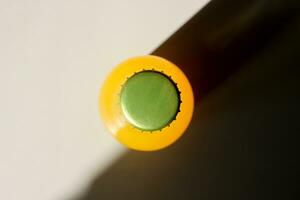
[120,71,179,131]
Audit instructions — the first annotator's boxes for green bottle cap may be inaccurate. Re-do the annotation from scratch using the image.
[120,71,179,131]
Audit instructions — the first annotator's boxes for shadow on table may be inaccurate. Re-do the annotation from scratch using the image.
[75,0,300,199]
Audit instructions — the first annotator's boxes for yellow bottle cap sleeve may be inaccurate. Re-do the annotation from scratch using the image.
[99,55,194,151]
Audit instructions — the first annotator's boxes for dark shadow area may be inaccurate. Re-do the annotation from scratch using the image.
[153,0,298,101]
[75,0,300,199]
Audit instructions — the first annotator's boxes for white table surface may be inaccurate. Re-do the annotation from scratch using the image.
[0,0,209,199]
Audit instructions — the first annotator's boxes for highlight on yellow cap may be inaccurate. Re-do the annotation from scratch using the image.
[99,55,194,151]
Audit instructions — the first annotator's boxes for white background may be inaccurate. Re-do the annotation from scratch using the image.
[0,0,209,199]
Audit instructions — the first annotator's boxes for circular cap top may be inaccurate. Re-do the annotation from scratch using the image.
[120,71,179,131]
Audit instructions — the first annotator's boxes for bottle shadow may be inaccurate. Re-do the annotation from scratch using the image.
[75,0,300,199]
